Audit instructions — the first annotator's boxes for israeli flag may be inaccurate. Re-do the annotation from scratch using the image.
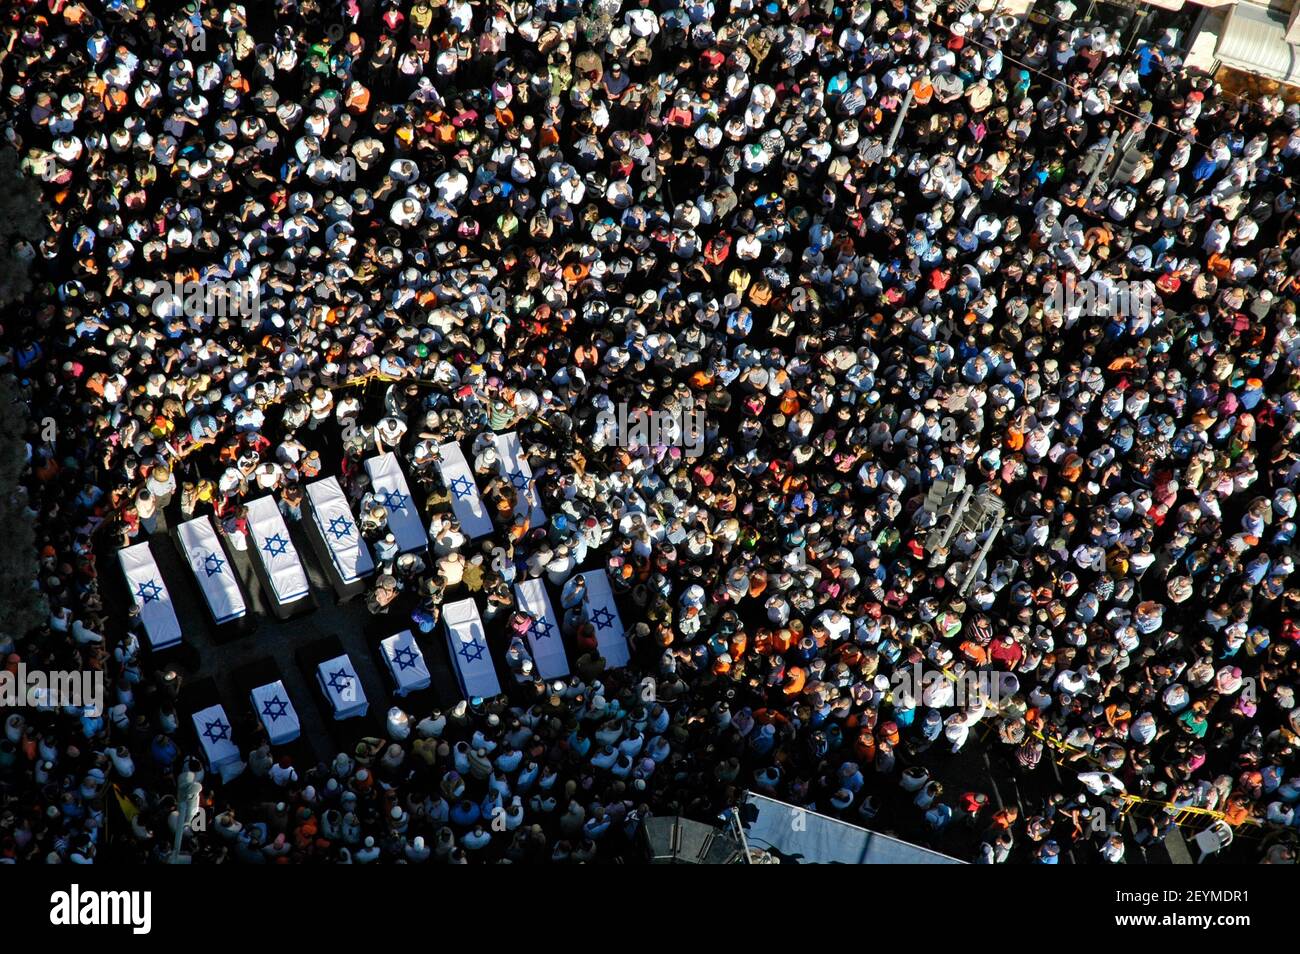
[306,477,375,584]
[444,597,501,699]
[380,629,432,696]
[176,515,246,624]
[246,494,310,606]
[118,542,183,649]
[250,680,301,746]
[365,452,427,553]
[317,653,368,720]
[493,431,546,528]
[192,703,242,778]
[514,577,570,678]
[437,441,494,538]
[578,569,630,668]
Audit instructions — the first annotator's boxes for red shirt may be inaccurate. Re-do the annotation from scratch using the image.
[990,638,1024,669]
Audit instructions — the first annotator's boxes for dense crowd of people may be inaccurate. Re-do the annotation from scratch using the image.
[3,0,1300,864]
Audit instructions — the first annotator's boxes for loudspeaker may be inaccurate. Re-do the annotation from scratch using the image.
[642,816,743,864]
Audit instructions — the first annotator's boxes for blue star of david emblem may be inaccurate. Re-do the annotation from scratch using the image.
[508,470,530,492]
[202,718,230,744]
[261,695,289,723]
[203,552,225,577]
[262,533,290,558]
[450,474,474,500]
[591,606,615,631]
[457,638,485,663]
[392,645,419,671]
[325,668,354,696]
[379,488,408,511]
[327,515,354,540]
[528,617,554,640]
[136,579,163,604]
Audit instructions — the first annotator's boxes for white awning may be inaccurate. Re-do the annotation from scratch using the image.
[1216,3,1300,85]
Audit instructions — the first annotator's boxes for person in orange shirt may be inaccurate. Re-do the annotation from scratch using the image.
[1221,794,1252,827]
[562,261,590,287]
[959,638,990,666]
[990,806,1019,831]
[346,82,371,113]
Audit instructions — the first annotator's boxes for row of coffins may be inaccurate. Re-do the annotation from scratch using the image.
[193,628,435,780]
[120,510,627,678]
[120,434,547,640]
[188,575,627,778]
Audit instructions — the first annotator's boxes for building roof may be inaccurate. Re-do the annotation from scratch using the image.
[1216,3,1300,86]
[737,792,967,864]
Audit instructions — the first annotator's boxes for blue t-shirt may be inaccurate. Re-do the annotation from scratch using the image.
[1136,46,1160,76]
